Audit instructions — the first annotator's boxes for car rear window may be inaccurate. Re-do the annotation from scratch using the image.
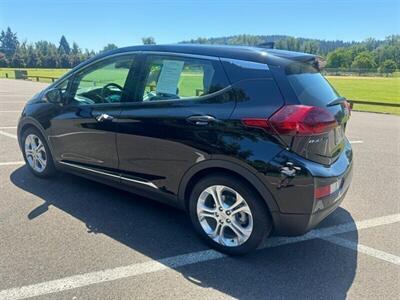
[286,62,340,107]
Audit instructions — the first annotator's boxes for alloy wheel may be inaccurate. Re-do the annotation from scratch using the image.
[196,185,254,247]
[24,134,47,173]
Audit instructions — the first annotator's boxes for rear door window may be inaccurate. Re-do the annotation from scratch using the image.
[286,62,340,107]
[141,55,229,102]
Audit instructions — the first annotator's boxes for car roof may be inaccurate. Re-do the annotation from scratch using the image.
[98,44,319,65]
[56,44,320,87]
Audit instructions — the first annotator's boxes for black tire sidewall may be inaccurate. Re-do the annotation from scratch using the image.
[189,174,272,255]
[21,128,56,178]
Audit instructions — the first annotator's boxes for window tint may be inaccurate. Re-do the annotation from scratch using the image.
[286,62,340,107]
[142,55,229,102]
[70,55,135,105]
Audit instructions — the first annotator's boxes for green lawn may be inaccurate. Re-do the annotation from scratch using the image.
[0,68,69,82]
[1,68,399,115]
[326,76,400,115]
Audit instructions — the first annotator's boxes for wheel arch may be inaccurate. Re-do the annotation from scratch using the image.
[178,160,280,219]
[18,118,52,152]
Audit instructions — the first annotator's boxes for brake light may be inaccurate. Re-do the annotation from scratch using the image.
[242,105,338,136]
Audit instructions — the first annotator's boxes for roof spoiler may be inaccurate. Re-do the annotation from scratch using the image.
[257,42,275,49]
[297,55,327,71]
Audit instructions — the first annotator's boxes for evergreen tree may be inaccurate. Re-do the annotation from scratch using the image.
[0,27,19,58]
[58,35,71,55]
[0,52,8,67]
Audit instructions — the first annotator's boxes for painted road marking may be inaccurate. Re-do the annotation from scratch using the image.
[323,236,400,265]
[349,140,364,144]
[0,126,17,129]
[0,213,399,300]
[0,130,17,139]
[0,161,25,166]
[0,111,20,113]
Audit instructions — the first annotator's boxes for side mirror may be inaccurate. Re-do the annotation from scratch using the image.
[44,88,63,104]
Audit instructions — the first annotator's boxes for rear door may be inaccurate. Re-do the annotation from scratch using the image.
[116,53,233,198]
[49,54,139,179]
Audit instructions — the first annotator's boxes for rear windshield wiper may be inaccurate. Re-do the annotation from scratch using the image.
[327,97,346,107]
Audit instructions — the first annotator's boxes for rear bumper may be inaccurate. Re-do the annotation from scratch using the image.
[272,181,350,235]
[267,141,353,235]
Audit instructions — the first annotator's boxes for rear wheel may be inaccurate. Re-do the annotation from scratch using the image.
[22,127,56,178]
[189,174,272,255]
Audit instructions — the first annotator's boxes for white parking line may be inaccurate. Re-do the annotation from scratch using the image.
[0,161,25,166]
[0,110,20,113]
[0,213,399,300]
[349,140,364,144]
[0,130,17,139]
[0,126,17,129]
[323,236,400,265]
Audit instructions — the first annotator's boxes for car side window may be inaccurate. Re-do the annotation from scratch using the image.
[141,55,229,102]
[70,55,136,105]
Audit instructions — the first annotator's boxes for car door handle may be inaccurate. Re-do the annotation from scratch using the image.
[96,113,114,122]
[186,115,219,126]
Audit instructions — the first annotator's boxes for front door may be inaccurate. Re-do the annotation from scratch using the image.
[49,54,139,178]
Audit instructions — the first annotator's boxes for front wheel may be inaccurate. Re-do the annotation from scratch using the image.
[22,127,57,178]
[189,174,272,255]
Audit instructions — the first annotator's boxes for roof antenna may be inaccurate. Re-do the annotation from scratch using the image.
[257,42,275,49]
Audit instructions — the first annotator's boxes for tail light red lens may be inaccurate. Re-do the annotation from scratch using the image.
[315,180,341,199]
[242,105,338,136]
[315,185,331,199]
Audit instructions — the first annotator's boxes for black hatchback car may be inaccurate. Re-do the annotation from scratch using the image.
[17,45,353,255]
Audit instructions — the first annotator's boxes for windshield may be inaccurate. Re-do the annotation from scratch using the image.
[286,62,340,107]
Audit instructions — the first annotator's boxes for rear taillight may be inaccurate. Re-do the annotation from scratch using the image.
[242,105,338,136]
[315,180,341,199]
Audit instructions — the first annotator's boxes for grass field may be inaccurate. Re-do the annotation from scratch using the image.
[0,68,399,114]
[326,76,400,115]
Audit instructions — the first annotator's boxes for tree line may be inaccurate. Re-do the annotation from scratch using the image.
[0,27,157,69]
[183,34,400,74]
[1,27,399,74]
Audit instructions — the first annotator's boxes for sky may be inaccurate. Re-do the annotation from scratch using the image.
[1,0,399,51]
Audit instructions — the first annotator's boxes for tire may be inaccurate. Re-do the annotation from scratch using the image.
[21,127,57,178]
[189,174,272,255]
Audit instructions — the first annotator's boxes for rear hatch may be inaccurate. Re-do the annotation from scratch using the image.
[283,61,351,165]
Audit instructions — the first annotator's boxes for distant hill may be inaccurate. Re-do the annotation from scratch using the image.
[180,34,372,56]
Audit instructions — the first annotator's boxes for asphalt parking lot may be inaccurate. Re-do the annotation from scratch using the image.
[0,79,399,300]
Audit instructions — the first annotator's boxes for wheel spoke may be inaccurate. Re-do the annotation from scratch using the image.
[36,143,45,153]
[25,149,34,157]
[227,192,245,211]
[209,185,224,208]
[36,155,46,168]
[198,204,217,220]
[229,220,251,244]
[209,222,222,240]
[33,156,39,170]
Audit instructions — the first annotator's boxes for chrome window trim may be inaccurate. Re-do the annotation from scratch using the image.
[59,161,158,189]
[220,58,270,70]
[141,51,220,61]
